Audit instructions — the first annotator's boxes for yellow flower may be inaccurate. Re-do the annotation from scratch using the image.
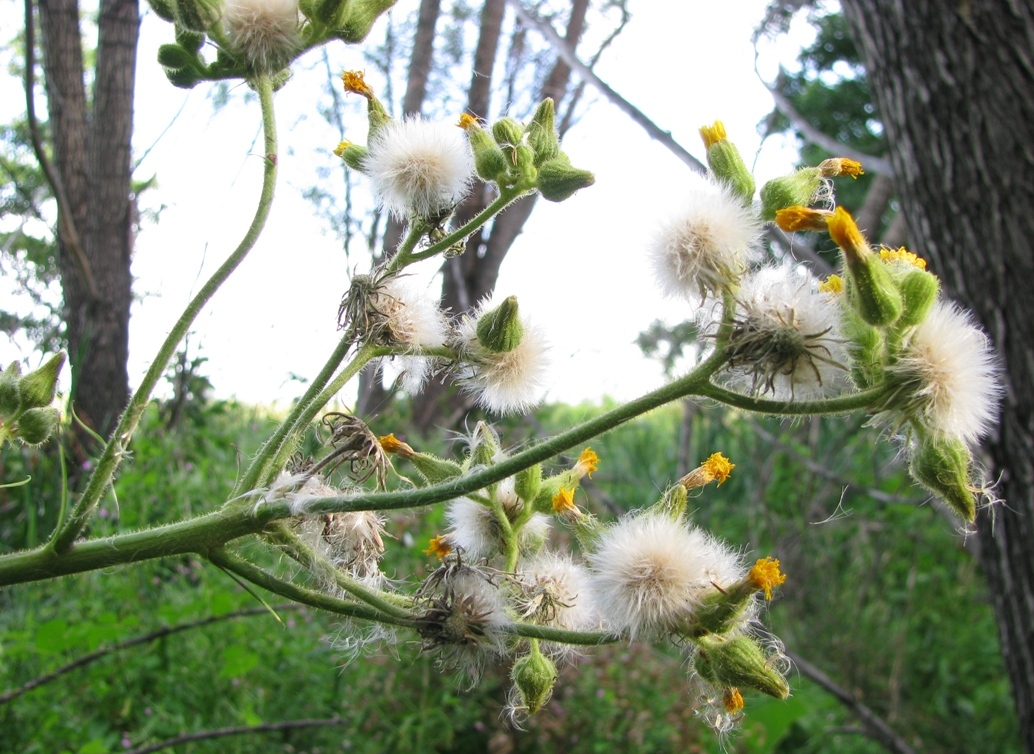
[775,205,832,233]
[679,452,735,490]
[699,120,727,149]
[552,487,578,515]
[341,70,374,97]
[378,433,414,457]
[819,157,865,178]
[879,246,927,270]
[748,557,787,600]
[333,140,353,157]
[575,447,599,478]
[722,687,744,714]
[818,274,844,294]
[423,534,453,559]
[456,113,479,131]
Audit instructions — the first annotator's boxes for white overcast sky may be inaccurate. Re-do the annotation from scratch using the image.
[2,0,816,407]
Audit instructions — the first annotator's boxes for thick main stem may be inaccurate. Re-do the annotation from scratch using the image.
[50,76,281,554]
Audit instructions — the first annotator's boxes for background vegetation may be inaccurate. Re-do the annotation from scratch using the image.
[0,387,1018,753]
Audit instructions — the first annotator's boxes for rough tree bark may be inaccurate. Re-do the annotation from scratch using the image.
[35,0,138,439]
[840,1,1034,749]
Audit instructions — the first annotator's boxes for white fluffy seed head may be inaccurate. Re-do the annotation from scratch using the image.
[891,300,1001,445]
[446,496,550,560]
[364,117,475,220]
[515,552,597,657]
[717,264,850,400]
[371,276,448,393]
[455,297,549,414]
[587,514,743,640]
[649,179,763,303]
[223,0,300,72]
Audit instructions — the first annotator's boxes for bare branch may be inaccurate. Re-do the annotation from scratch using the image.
[763,71,895,176]
[0,604,300,705]
[505,0,706,175]
[787,649,919,754]
[124,718,352,754]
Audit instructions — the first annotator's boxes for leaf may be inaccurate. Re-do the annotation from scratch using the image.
[34,619,69,654]
[218,645,259,679]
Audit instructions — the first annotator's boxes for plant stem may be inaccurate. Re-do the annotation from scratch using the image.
[49,75,281,554]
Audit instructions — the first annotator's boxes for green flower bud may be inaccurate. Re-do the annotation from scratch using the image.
[526,98,560,167]
[653,483,687,521]
[410,453,463,485]
[842,306,886,389]
[700,121,755,202]
[0,369,20,421]
[512,646,557,714]
[310,0,349,28]
[17,352,65,410]
[174,25,205,53]
[492,117,525,148]
[828,208,903,326]
[16,407,61,446]
[893,267,940,329]
[336,0,398,43]
[334,141,369,172]
[759,168,823,220]
[466,421,503,470]
[514,463,542,505]
[536,155,595,202]
[165,66,203,89]
[174,0,222,33]
[460,115,509,183]
[909,436,977,522]
[148,0,178,22]
[476,295,523,353]
[694,634,789,700]
[158,43,200,70]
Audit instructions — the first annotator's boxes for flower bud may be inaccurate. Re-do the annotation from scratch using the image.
[908,436,977,522]
[512,646,558,714]
[459,114,508,184]
[165,66,203,89]
[335,0,396,43]
[333,140,369,172]
[760,169,823,220]
[467,421,503,470]
[491,117,524,149]
[514,463,542,505]
[536,155,595,202]
[17,352,65,410]
[842,306,886,389]
[174,0,222,32]
[828,208,903,326]
[890,265,940,329]
[699,121,755,203]
[475,295,524,353]
[694,634,789,700]
[175,25,206,53]
[526,98,560,167]
[341,71,392,139]
[148,0,178,22]
[309,0,348,27]
[16,407,61,446]
[0,368,20,421]
[158,43,200,70]
[654,484,687,521]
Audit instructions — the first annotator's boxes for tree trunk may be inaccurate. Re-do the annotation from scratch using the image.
[840,1,1034,749]
[37,0,138,440]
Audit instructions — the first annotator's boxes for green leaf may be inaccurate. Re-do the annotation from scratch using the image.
[34,619,69,654]
[218,645,259,678]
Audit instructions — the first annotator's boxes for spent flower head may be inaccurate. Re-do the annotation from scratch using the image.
[649,178,763,302]
[222,0,300,73]
[363,116,475,220]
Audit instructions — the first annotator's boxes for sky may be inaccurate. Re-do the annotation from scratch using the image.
[2,0,816,408]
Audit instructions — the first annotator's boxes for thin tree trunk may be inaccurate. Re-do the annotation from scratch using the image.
[841,2,1034,749]
[37,0,137,440]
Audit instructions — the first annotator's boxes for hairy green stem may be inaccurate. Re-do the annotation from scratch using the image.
[49,76,281,554]
[207,548,414,627]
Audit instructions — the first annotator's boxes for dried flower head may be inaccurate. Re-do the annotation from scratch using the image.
[310,412,390,489]
[445,494,550,561]
[223,0,300,73]
[363,116,475,220]
[649,179,763,302]
[514,552,596,659]
[718,264,849,400]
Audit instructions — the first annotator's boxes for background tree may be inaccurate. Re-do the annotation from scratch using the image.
[794,1,1034,748]
[30,0,139,439]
